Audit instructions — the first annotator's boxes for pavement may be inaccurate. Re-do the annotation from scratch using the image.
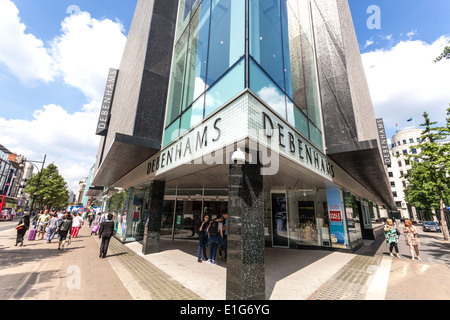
[1,219,449,301]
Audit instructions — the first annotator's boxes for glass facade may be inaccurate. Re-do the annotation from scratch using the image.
[164,0,323,150]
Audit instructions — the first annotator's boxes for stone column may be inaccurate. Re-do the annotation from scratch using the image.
[142,180,166,255]
[226,161,265,300]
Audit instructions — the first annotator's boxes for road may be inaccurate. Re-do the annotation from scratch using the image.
[382,222,450,265]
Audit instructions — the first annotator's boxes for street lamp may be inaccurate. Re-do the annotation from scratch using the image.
[22,154,47,216]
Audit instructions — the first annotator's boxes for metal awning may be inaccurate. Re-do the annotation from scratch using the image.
[327,139,396,210]
[92,132,160,187]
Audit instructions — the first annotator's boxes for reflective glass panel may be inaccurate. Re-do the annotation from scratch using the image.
[287,98,309,138]
[250,58,286,120]
[249,0,285,90]
[166,28,189,125]
[182,1,211,110]
[180,95,204,134]
[206,0,245,87]
[163,118,180,147]
[309,121,323,151]
[204,59,244,118]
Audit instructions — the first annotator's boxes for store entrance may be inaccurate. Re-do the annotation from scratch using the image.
[160,196,228,240]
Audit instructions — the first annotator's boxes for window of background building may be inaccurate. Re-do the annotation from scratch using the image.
[393,191,398,197]
[388,172,393,177]
[403,139,407,144]
[409,138,414,143]
[390,181,395,187]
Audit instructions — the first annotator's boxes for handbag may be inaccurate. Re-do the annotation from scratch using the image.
[15,225,24,230]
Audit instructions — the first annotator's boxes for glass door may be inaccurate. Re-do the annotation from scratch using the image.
[271,192,289,247]
[174,200,202,239]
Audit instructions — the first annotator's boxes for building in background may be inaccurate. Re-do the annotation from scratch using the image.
[76,177,87,204]
[386,126,450,222]
[90,0,395,299]
[0,144,26,199]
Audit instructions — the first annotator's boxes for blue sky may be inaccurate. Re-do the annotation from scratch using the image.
[0,0,449,193]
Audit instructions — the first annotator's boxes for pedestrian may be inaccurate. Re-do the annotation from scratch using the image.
[36,209,51,240]
[46,213,60,243]
[71,212,83,238]
[98,213,115,258]
[206,214,221,265]
[197,215,210,263]
[87,210,94,228]
[15,214,30,247]
[403,219,421,260]
[384,219,400,258]
[221,213,228,261]
[57,213,73,250]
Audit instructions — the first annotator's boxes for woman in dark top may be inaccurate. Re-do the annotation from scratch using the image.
[15,214,30,247]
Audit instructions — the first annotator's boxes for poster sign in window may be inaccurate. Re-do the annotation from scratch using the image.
[326,189,347,248]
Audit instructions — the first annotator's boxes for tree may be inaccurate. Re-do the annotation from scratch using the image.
[24,163,69,210]
[403,108,450,241]
[434,40,450,63]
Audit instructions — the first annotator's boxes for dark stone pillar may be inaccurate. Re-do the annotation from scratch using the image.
[226,161,265,300]
[142,180,166,255]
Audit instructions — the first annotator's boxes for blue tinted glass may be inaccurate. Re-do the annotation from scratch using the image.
[250,59,286,120]
[204,59,244,118]
[309,122,323,151]
[183,0,211,109]
[206,0,245,87]
[180,95,204,134]
[163,119,180,147]
[184,0,193,20]
[287,98,309,138]
[280,0,292,98]
[249,0,285,90]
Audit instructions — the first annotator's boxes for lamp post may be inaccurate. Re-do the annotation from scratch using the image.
[25,154,46,217]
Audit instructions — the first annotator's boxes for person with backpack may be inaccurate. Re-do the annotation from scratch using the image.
[206,214,222,265]
[196,215,210,263]
[57,213,73,250]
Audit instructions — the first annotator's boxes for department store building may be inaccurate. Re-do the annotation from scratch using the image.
[90,0,395,299]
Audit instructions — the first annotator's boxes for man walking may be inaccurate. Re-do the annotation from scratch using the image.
[98,213,115,258]
[36,209,51,240]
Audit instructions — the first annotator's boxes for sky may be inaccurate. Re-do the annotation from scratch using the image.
[0,0,449,195]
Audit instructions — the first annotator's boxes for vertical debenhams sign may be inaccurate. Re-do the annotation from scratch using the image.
[96,68,118,136]
[376,118,391,165]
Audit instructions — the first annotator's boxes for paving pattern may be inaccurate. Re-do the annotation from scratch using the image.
[107,236,202,300]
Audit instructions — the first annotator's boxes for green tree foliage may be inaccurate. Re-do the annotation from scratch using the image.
[434,40,450,63]
[24,163,69,209]
[403,108,450,240]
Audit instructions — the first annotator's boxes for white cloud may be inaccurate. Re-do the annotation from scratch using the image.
[0,1,128,194]
[361,36,450,132]
[0,102,101,191]
[50,11,126,101]
[0,0,57,84]
[363,38,374,49]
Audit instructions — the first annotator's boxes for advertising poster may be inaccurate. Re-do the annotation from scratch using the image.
[326,189,348,248]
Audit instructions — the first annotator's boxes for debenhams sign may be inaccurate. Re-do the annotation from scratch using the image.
[96,68,119,136]
[143,93,334,180]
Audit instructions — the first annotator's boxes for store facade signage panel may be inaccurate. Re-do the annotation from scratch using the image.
[376,118,391,165]
[141,92,335,181]
[96,68,119,136]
